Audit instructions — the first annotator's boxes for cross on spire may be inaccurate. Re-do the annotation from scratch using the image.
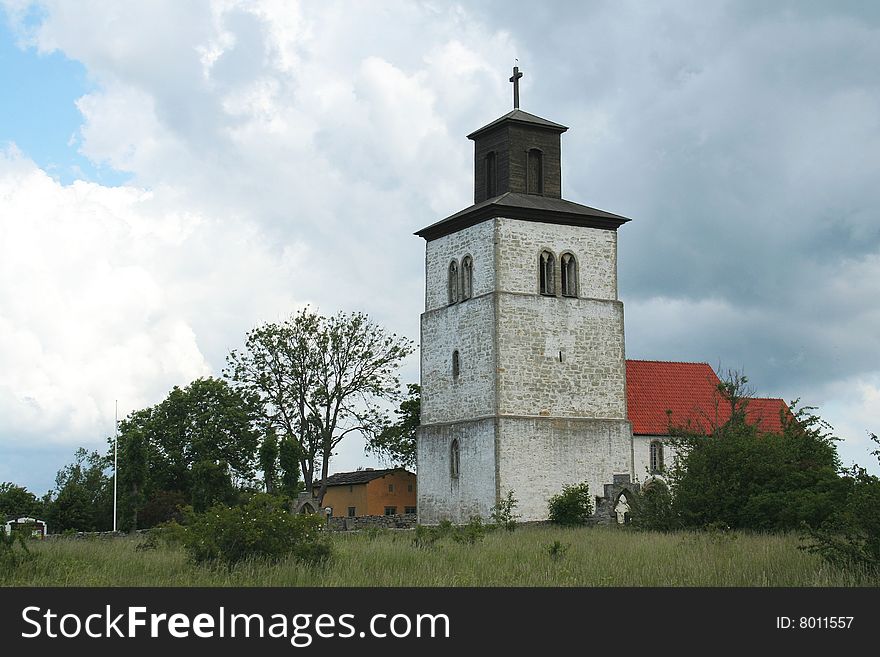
[509,65,523,109]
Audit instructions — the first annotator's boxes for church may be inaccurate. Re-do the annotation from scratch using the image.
[414,68,786,523]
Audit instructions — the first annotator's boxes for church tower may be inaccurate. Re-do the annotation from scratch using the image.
[416,68,633,522]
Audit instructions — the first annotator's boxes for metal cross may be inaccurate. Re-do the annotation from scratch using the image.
[509,65,523,109]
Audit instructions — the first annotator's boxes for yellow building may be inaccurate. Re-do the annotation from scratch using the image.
[314,468,417,518]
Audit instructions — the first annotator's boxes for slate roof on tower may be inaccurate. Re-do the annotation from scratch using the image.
[466,109,568,139]
[625,360,789,436]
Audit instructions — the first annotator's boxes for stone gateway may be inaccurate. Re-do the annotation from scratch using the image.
[415,68,635,523]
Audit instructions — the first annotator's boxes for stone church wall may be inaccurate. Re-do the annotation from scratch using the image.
[417,418,496,524]
[424,220,495,312]
[497,417,633,521]
[631,434,681,486]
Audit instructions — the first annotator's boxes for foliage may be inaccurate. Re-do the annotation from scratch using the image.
[47,448,113,533]
[225,308,414,503]
[182,494,331,567]
[258,429,279,494]
[0,482,44,519]
[451,517,489,545]
[629,481,678,532]
[278,434,303,499]
[366,383,420,470]
[490,490,521,532]
[804,433,880,571]
[139,490,187,528]
[666,374,847,531]
[548,481,593,526]
[0,523,34,576]
[411,517,490,548]
[546,540,569,561]
[115,377,262,527]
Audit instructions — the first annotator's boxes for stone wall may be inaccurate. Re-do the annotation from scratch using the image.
[326,514,417,531]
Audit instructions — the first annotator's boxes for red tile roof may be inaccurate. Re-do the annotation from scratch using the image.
[626,360,789,436]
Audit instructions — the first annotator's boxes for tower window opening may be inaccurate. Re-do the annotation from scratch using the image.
[527,149,544,194]
[450,439,460,479]
[485,151,497,197]
[448,260,459,305]
[452,350,460,379]
[539,250,556,295]
[561,252,578,297]
[461,255,473,300]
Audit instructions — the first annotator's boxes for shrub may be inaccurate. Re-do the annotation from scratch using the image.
[548,481,593,526]
[0,524,34,578]
[452,516,488,545]
[182,494,331,566]
[490,491,520,532]
[546,540,569,561]
[629,481,678,531]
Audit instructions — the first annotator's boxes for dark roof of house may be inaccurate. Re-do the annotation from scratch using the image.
[626,360,789,436]
[315,468,414,487]
[415,192,631,241]
[467,109,568,139]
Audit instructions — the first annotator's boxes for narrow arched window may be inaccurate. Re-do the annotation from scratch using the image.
[461,255,473,300]
[539,250,556,295]
[650,440,664,473]
[450,439,460,479]
[561,252,578,297]
[485,152,497,197]
[527,149,543,194]
[452,350,460,379]
[448,260,459,305]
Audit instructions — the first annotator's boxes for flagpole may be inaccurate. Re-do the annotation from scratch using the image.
[113,400,118,533]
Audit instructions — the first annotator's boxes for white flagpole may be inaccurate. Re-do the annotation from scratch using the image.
[113,400,118,533]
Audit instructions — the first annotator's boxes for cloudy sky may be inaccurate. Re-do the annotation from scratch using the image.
[1,0,878,494]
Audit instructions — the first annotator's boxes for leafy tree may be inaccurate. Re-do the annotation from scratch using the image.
[225,308,414,503]
[258,429,280,494]
[278,434,303,499]
[366,383,419,470]
[804,433,880,570]
[48,448,113,532]
[666,373,846,531]
[0,483,43,519]
[114,377,261,528]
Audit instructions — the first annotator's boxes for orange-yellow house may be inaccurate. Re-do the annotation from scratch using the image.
[314,468,417,518]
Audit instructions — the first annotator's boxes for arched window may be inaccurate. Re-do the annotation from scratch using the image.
[452,350,460,379]
[539,250,556,295]
[485,151,497,197]
[560,252,578,297]
[448,260,459,305]
[450,439,460,479]
[461,255,473,300]
[527,148,543,194]
[650,440,664,473]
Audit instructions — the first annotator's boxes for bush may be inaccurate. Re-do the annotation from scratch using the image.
[804,462,880,571]
[490,491,520,532]
[629,481,678,531]
[548,481,593,526]
[182,494,331,566]
[0,525,34,578]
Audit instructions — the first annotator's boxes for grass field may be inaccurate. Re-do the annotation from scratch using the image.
[3,525,876,587]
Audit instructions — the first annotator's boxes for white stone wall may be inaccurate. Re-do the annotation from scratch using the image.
[497,417,633,521]
[632,435,680,486]
[417,419,497,524]
[496,294,627,419]
[424,220,495,312]
[496,218,617,300]
[420,295,495,425]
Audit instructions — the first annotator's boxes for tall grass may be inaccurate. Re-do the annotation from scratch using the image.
[4,525,876,587]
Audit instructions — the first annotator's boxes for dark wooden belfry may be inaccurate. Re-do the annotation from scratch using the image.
[469,66,568,204]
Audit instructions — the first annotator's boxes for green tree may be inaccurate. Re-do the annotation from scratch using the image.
[114,377,262,527]
[667,373,846,531]
[0,483,43,519]
[366,383,419,469]
[47,448,113,532]
[259,429,280,494]
[225,308,414,503]
[278,434,303,499]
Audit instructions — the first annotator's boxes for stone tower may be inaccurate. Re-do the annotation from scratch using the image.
[416,71,633,522]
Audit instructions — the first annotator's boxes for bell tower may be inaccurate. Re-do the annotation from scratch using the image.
[416,68,634,522]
